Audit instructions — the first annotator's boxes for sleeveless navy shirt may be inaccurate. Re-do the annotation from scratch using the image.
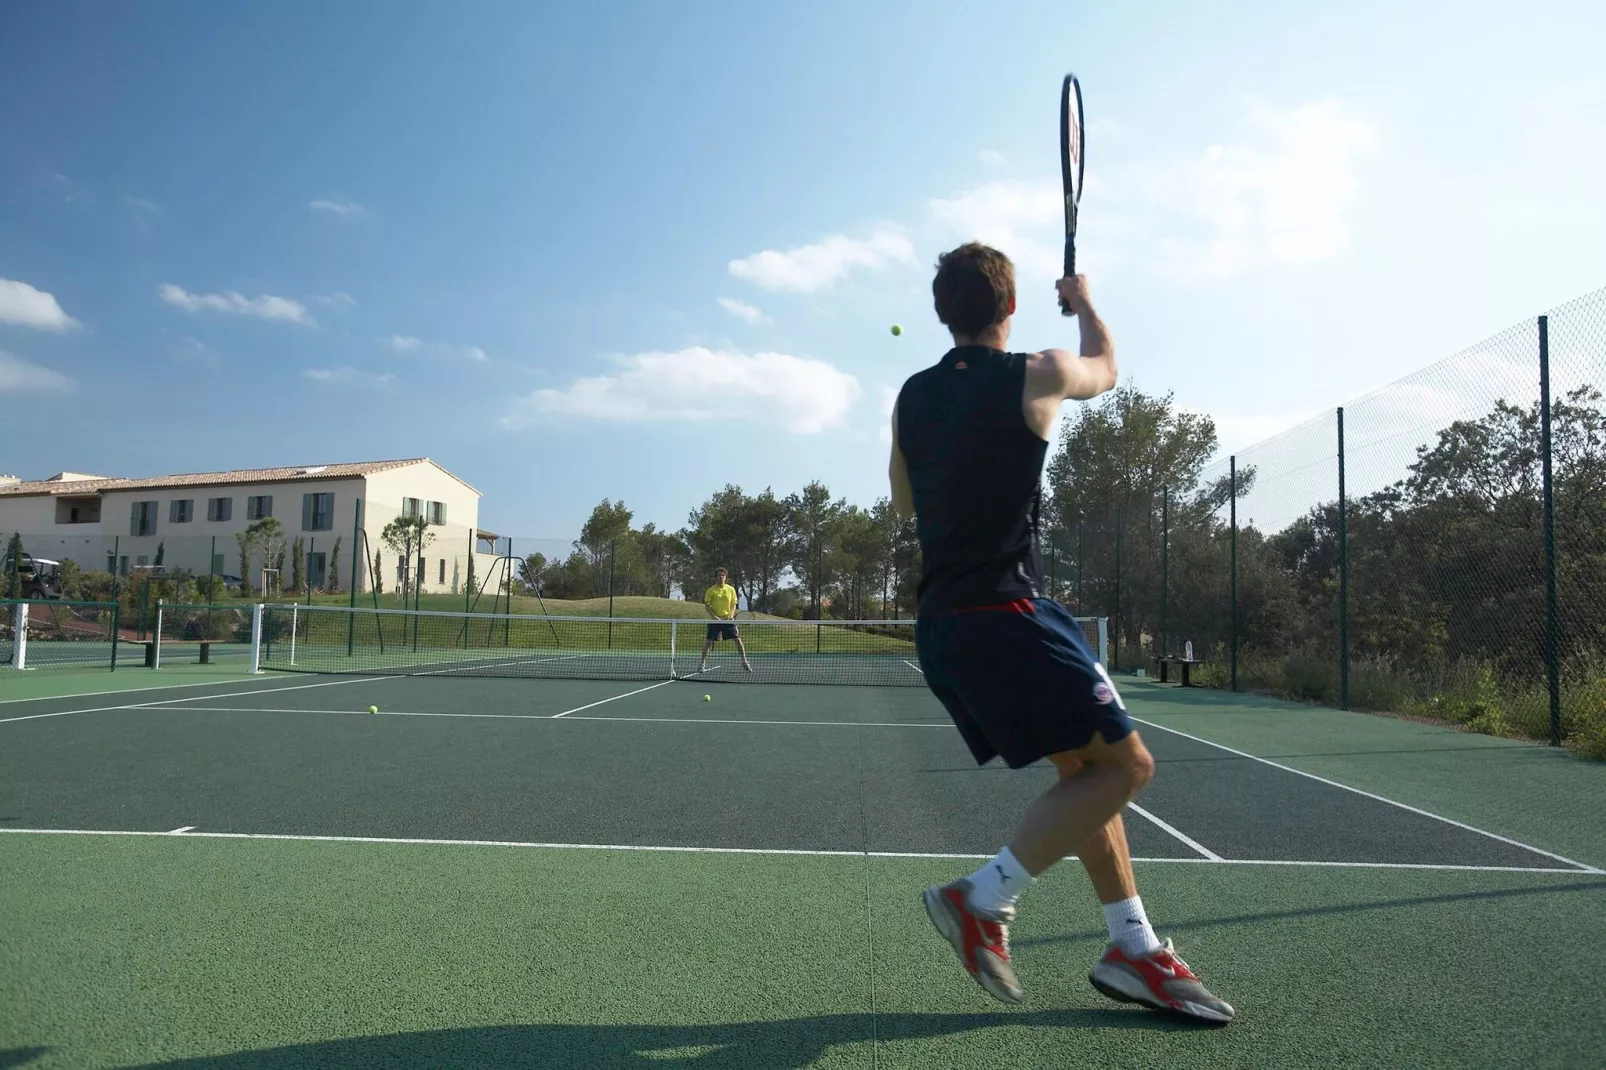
[896,345,1047,616]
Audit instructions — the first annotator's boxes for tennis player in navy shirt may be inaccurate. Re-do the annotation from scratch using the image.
[889,242,1233,1023]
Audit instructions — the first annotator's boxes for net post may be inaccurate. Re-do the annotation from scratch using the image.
[1539,315,1561,746]
[669,619,678,679]
[290,603,299,666]
[13,601,27,670]
[1229,456,1238,693]
[109,601,120,672]
[1338,407,1349,710]
[154,599,164,670]
[249,603,264,673]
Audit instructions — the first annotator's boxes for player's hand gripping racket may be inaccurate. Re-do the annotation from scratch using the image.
[1059,73,1085,316]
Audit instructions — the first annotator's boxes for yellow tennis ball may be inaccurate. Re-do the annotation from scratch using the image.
[890,324,903,336]
[368,705,378,714]
[703,694,711,702]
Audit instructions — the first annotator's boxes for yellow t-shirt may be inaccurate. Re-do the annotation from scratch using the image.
[703,583,738,620]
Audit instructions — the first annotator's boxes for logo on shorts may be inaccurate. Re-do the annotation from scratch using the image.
[1093,682,1116,705]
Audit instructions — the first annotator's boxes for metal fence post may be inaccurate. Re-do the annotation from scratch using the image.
[1076,517,1084,616]
[347,499,361,657]
[1538,315,1561,746]
[1338,406,1349,710]
[1160,486,1169,659]
[1229,456,1238,693]
[1113,506,1123,672]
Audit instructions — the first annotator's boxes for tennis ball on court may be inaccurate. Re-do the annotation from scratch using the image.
[368,705,378,714]
[890,324,903,336]
[703,694,711,702]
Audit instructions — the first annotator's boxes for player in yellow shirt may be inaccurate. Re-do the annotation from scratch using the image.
[699,567,753,673]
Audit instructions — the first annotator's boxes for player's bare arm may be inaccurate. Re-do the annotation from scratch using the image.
[1023,275,1116,440]
[889,399,915,518]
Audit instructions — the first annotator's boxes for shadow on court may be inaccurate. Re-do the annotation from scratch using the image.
[90,1010,1201,1070]
[1013,878,1606,949]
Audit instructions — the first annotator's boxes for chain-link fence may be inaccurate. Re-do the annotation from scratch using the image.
[1048,286,1606,751]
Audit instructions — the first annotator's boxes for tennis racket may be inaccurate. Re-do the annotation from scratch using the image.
[1059,73,1085,317]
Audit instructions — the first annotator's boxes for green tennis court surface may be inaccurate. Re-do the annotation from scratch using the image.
[3,671,1603,1068]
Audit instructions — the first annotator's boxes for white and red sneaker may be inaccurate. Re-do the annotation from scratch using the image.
[921,879,1024,1004]
[1089,939,1235,1023]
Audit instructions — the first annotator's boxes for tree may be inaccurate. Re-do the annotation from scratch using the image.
[235,530,255,594]
[246,518,286,594]
[3,533,22,599]
[785,481,845,618]
[327,536,342,593]
[290,536,305,594]
[518,553,547,594]
[154,542,165,568]
[1045,386,1222,658]
[380,516,434,602]
[372,549,384,595]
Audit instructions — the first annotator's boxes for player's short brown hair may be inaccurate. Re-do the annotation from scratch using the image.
[932,243,1015,337]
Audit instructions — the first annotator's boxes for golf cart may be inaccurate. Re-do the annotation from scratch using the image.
[3,551,65,600]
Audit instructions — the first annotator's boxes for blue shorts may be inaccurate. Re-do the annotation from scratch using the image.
[706,622,740,642]
[916,598,1131,768]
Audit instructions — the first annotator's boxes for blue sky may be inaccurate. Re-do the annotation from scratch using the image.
[3,0,1603,539]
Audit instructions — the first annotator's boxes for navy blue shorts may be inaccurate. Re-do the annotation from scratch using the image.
[706,622,740,642]
[916,598,1132,768]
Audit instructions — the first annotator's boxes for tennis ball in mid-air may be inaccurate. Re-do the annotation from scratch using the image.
[368,705,378,714]
[703,694,711,702]
[890,324,903,336]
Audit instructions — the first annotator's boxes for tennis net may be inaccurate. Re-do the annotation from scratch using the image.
[253,605,1111,686]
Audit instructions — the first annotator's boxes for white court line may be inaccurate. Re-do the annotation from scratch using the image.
[0,675,288,706]
[167,826,196,834]
[550,678,680,718]
[1132,716,1604,874]
[0,827,1597,875]
[565,714,950,729]
[0,675,394,725]
[126,705,956,728]
[1128,802,1222,860]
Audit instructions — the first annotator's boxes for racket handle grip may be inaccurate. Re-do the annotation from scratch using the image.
[1060,242,1077,316]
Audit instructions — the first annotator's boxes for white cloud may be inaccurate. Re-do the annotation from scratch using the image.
[310,198,363,217]
[878,384,899,443]
[302,365,395,387]
[125,196,160,216]
[158,283,312,325]
[385,335,487,362]
[728,226,915,293]
[979,149,1007,167]
[503,347,861,433]
[1127,99,1378,278]
[717,297,768,325]
[0,350,74,393]
[168,337,217,364]
[0,278,80,331]
[927,99,1378,284]
[314,292,357,308]
[929,179,1063,281]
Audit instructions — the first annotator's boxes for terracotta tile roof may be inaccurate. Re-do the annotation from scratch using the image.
[0,458,457,497]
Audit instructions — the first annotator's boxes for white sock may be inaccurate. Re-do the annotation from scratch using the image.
[1103,895,1162,955]
[964,847,1034,913]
